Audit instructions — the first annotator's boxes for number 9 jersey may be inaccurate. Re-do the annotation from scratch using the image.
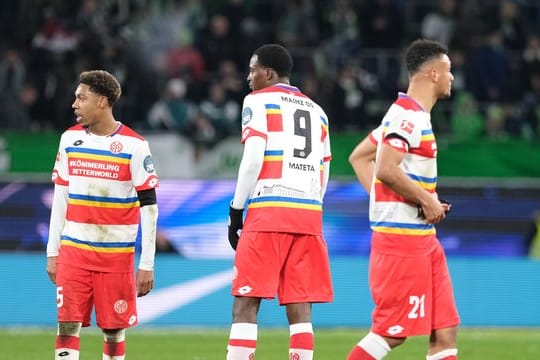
[240,84,331,235]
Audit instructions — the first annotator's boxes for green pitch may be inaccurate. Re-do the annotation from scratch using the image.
[1,327,539,359]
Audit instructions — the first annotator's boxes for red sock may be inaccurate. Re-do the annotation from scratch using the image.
[289,323,314,359]
[55,335,80,359]
[103,340,125,359]
[347,346,376,360]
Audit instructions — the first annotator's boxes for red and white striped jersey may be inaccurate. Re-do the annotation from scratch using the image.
[369,93,438,244]
[52,123,158,272]
[240,84,331,235]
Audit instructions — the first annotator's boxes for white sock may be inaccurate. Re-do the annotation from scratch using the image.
[357,332,391,359]
[55,348,79,360]
[227,323,257,360]
[289,323,314,360]
[426,348,458,360]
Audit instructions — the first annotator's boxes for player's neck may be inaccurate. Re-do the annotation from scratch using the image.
[87,116,120,136]
[406,82,437,113]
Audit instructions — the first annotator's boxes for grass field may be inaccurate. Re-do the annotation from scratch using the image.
[2,327,540,359]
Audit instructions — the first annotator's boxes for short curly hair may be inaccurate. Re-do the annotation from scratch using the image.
[254,44,293,77]
[405,39,448,75]
[79,70,122,106]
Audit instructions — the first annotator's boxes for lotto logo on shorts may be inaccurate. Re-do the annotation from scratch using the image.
[237,286,252,295]
[114,300,128,314]
[386,325,404,336]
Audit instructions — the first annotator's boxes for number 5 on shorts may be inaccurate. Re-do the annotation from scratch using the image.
[57,286,64,308]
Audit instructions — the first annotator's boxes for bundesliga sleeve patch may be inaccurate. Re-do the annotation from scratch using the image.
[143,155,155,173]
[242,107,253,125]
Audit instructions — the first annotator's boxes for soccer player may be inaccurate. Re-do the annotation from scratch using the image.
[226,44,333,360]
[346,39,460,360]
[46,70,159,360]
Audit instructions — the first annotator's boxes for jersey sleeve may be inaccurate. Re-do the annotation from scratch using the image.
[384,112,422,148]
[321,111,332,163]
[368,123,384,145]
[51,134,69,185]
[130,140,159,191]
[240,93,268,144]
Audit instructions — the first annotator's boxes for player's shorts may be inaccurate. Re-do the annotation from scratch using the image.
[232,232,333,305]
[369,240,460,337]
[56,263,138,329]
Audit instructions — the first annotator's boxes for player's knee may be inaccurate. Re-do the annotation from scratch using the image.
[385,335,406,348]
[102,328,126,343]
[58,322,82,337]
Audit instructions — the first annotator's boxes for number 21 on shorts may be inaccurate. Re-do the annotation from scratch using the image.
[408,294,425,319]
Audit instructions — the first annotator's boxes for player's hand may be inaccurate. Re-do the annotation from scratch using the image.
[228,205,244,250]
[417,197,450,224]
[46,256,57,284]
[136,269,154,297]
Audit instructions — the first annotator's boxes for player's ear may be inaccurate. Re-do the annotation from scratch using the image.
[98,95,108,108]
[265,67,276,81]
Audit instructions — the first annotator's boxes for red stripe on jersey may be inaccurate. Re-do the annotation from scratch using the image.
[395,94,424,111]
[267,113,283,131]
[258,160,283,179]
[290,333,314,350]
[383,137,408,152]
[241,126,267,144]
[323,155,332,162]
[56,335,80,350]
[67,204,140,225]
[117,124,145,140]
[321,125,328,141]
[58,245,134,272]
[104,341,126,356]
[52,170,68,185]
[228,339,257,348]
[374,182,410,203]
[68,158,132,181]
[244,206,322,234]
[250,85,308,97]
[135,174,159,191]
[409,140,437,158]
[368,131,379,145]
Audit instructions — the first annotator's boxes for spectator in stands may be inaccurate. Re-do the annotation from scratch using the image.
[520,72,540,140]
[468,29,509,102]
[522,33,540,91]
[217,59,247,105]
[329,61,365,130]
[358,0,404,49]
[147,77,197,137]
[450,91,484,141]
[421,0,457,46]
[0,48,26,98]
[199,81,240,140]
[195,14,238,73]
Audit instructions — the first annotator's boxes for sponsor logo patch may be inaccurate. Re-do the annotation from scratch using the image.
[242,107,253,125]
[143,155,155,173]
[110,141,123,154]
[114,300,128,314]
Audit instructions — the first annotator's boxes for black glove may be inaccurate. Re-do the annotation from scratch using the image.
[417,199,451,219]
[228,205,244,250]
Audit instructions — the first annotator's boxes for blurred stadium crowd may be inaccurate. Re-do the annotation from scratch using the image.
[0,0,540,147]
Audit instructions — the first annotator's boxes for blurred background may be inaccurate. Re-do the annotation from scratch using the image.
[0,0,540,329]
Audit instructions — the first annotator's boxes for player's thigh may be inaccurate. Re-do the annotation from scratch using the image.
[93,271,137,329]
[233,232,282,298]
[56,263,93,326]
[369,251,432,337]
[431,242,460,329]
[279,234,333,305]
